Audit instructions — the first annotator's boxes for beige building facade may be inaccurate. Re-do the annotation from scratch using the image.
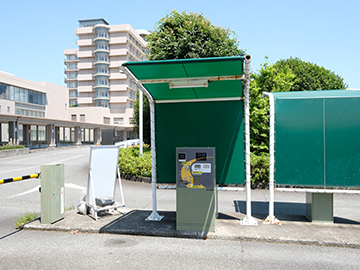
[64,19,149,129]
[0,70,133,148]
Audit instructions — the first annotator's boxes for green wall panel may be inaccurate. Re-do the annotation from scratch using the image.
[275,99,325,186]
[274,95,360,188]
[155,100,244,185]
[325,98,360,187]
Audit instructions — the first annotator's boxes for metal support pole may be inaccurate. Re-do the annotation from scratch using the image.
[263,92,280,224]
[240,55,258,226]
[119,64,163,221]
[139,89,143,157]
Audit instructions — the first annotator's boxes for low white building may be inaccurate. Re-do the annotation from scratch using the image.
[0,70,134,148]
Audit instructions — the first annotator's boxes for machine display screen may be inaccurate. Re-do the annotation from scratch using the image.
[196,152,207,161]
[178,153,186,160]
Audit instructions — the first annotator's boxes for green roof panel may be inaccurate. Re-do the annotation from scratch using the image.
[123,56,245,101]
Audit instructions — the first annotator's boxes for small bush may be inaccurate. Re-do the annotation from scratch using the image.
[0,144,25,151]
[15,212,38,229]
[119,146,152,177]
[251,152,269,188]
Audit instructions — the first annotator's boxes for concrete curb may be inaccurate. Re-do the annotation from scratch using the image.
[22,210,360,248]
[0,148,29,158]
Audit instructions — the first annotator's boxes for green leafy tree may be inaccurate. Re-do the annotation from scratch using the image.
[146,10,244,60]
[133,10,244,143]
[132,93,151,144]
[250,57,347,185]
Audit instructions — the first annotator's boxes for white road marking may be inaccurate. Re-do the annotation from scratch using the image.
[5,183,86,199]
[65,183,86,190]
[4,155,46,164]
[6,185,41,198]
[0,154,84,174]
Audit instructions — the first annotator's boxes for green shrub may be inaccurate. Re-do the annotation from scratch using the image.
[0,144,25,151]
[250,152,269,188]
[118,146,152,177]
[15,212,38,229]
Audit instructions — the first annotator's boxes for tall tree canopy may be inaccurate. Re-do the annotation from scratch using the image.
[146,10,244,60]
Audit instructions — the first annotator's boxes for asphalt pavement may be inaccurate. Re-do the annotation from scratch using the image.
[24,185,360,248]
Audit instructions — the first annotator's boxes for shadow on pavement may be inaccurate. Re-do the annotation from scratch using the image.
[234,200,360,224]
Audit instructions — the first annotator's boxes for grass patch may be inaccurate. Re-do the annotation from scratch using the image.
[66,205,75,211]
[119,145,151,177]
[0,144,25,151]
[15,212,38,229]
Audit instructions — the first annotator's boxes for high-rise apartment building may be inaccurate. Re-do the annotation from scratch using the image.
[64,19,149,127]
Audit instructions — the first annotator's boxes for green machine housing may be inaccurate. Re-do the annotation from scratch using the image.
[176,147,216,232]
[40,163,65,224]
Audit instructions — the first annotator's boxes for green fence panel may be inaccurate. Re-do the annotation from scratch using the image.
[325,98,360,187]
[155,100,244,185]
[275,98,325,186]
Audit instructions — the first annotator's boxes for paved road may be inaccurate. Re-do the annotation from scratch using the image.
[1,230,360,270]
[1,147,360,269]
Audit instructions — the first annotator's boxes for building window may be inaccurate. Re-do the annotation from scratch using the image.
[0,83,45,106]
[71,114,76,121]
[7,106,10,114]
[95,76,109,86]
[114,118,124,125]
[95,100,109,108]
[95,40,109,51]
[69,55,78,60]
[129,102,134,108]
[69,73,77,79]
[95,88,109,98]
[69,63,77,70]
[69,82,77,88]
[95,53,109,62]
[69,100,78,106]
[103,117,110,124]
[80,114,85,122]
[69,91,78,97]
[95,28,109,39]
[95,64,108,74]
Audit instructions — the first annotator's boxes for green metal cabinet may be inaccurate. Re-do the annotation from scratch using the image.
[306,192,333,223]
[40,163,65,224]
[176,147,216,232]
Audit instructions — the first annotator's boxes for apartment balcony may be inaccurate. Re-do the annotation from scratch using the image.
[93,48,110,54]
[93,84,110,89]
[109,37,127,45]
[77,85,93,92]
[77,74,93,81]
[93,36,110,42]
[93,72,110,77]
[77,39,93,46]
[77,97,93,104]
[109,96,128,103]
[78,51,93,58]
[109,49,127,57]
[94,59,109,65]
[77,62,93,69]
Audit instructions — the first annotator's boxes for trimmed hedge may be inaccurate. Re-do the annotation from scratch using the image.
[118,146,152,177]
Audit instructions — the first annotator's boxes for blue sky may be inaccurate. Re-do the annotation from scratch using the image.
[1,0,359,89]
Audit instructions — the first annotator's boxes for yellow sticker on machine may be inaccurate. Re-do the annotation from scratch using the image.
[182,162,191,165]
[192,171,202,174]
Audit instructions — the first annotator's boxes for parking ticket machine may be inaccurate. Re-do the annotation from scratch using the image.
[176,147,216,232]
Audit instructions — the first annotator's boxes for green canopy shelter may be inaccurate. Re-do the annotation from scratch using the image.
[120,56,257,225]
